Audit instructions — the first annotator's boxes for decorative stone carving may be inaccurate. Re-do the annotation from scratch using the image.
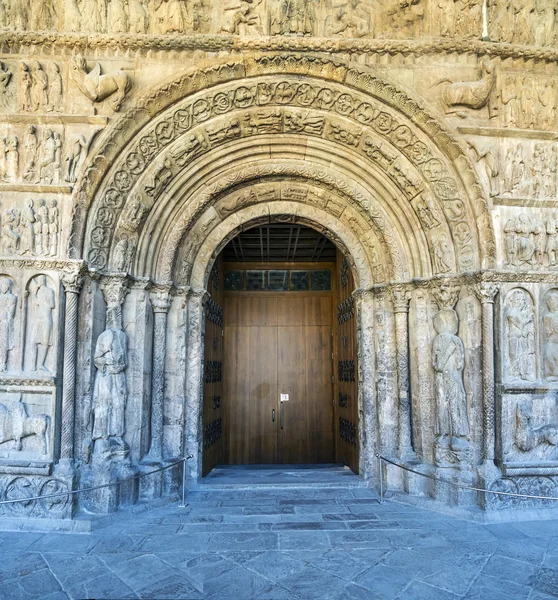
[64,135,89,184]
[515,402,558,453]
[0,63,12,106]
[504,288,535,383]
[500,76,557,130]
[222,0,264,35]
[432,307,470,466]
[47,63,63,113]
[504,213,558,270]
[27,275,56,373]
[0,396,49,455]
[271,0,315,36]
[0,277,17,372]
[327,0,372,38]
[3,134,19,183]
[543,290,558,381]
[467,140,499,197]
[70,57,131,112]
[23,125,39,183]
[436,60,497,119]
[39,129,61,184]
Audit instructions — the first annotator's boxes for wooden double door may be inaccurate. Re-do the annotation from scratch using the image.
[223,293,334,464]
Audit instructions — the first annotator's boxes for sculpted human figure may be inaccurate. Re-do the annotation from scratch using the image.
[504,217,518,265]
[29,275,55,372]
[20,63,32,112]
[272,0,314,35]
[4,135,18,182]
[20,199,36,255]
[64,134,88,183]
[29,0,57,30]
[432,234,452,273]
[64,0,82,30]
[47,64,63,112]
[516,213,536,266]
[48,199,59,256]
[432,308,470,449]
[3,209,20,254]
[222,0,263,35]
[23,125,38,183]
[30,61,48,112]
[505,289,535,381]
[107,0,129,32]
[0,278,17,373]
[544,291,558,381]
[547,219,558,266]
[91,322,128,450]
[128,0,149,32]
[39,129,56,183]
[328,0,371,37]
[38,199,50,255]
[152,0,187,33]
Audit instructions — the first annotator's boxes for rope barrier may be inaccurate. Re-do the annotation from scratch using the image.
[376,453,558,504]
[0,456,193,507]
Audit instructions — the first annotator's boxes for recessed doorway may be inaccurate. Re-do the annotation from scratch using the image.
[202,224,359,476]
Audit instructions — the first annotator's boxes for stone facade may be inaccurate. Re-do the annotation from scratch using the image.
[0,0,557,519]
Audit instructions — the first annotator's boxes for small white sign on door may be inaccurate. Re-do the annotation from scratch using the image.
[280,393,289,402]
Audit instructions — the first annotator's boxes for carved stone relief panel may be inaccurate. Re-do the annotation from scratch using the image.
[0,474,71,518]
[498,140,557,202]
[0,389,53,461]
[500,392,558,469]
[498,208,558,271]
[501,286,537,385]
[488,1,557,47]
[0,275,18,373]
[499,74,557,131]
[24,274,58,374]
[0,193,67,258]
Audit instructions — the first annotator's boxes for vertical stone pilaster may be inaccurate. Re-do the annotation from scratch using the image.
[353,288,376,480]
[391,285,415,461]
[474,281,499,463]
[146,284,172,463]
[59,268,85,469]
[184,288,209,482]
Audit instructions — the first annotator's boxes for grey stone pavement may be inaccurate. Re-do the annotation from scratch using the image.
[1,467,558,600]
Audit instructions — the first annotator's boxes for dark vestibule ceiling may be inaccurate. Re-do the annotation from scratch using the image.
[222,224,337,262]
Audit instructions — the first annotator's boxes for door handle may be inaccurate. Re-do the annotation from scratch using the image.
[280,402,284,430]
[272,409,275,422]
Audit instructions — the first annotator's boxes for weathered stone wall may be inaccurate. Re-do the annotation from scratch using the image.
[0,0,557,519]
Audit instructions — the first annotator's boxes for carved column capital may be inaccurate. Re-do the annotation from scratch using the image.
[432,280,460,310]
[61,271,85,295]
[100,274,130,308]
[150,284,173,314]
[188,287,210,306]
[352,288,375,304]
[474,281,499,305]
[390,285,411,313]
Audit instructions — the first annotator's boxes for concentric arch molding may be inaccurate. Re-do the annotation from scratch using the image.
[71,53,496,278]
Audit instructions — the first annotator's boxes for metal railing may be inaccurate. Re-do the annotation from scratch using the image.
[0,455,193,509]
[377,453,558,504]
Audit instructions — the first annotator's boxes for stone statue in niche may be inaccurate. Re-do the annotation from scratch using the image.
[432,234,452,273]
[221,0,264,35]
[129,0,150,33]
[327,0,372,37]
[0,396,50,455]
[515,403,558,453]
[0,278,17,372]
[432,307,470,465]
[435,60,497,119]
[271,0,315,36]
[28,275,55,373]
[64,135,88,183]
[544,290,558,381]
[505,289,535,382]
[70,57,131,113]
[23,125,39,183]
[90,324,128,458]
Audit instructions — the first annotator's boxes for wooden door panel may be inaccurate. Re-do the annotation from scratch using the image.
[249,326,278,464]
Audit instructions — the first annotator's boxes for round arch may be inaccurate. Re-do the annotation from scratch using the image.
[71,53,496,281]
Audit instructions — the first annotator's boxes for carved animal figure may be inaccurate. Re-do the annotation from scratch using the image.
[69,57,131,112]
[437,61,496,117]
[515,404,558,453]
[0,396,50,455]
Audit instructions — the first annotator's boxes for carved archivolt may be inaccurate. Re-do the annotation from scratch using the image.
[74,55,495,281]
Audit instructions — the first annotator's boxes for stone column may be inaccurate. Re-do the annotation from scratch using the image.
[184,288,208,482]
[146,285,172,463]
[474,282,499,463]
[59,270,85,467]
[391,285,415,461]
[353,289,376,480]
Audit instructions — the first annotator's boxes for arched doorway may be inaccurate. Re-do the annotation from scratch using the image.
[201,223,359,476]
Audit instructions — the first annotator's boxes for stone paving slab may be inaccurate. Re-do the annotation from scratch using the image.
[1,484,558,599]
